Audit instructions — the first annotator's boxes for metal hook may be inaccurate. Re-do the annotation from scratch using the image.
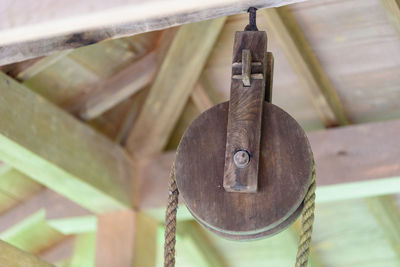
[244,7,258,31]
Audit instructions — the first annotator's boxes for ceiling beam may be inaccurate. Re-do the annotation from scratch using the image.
[0,239,54,267]
[136,118,400,220]
[261,7,350,126]
[72,51,157,120]
[0,0,312,65]
[95,211,158,267]
[0,72,133,213]
[382,0,400,36]
[126,18,226,157]
[0,209,65,254]
[366,195,400,259]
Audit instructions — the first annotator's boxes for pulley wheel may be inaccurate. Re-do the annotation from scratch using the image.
[175,102,313,240]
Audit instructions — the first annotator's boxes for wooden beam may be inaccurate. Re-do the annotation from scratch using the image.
[261,7,350,126]
[126,18,226,157]
[382,0,400,36]
[0,188,90,234]
[0,209,65,254]
[0,72,133,213]
[74,51,157,120]
[0,0,311,65]
[0,239,54,267]
[0,166,43,213]
[95,211,158,267]
[366,195,400,259]
[137,118,400,220]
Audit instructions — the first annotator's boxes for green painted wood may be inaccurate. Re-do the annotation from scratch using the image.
[0,72,133,213]
[47,216,97,235]
[366,196,400,260]
[0,239,54,267]
[0,209,65,254]
[68,233,96,267]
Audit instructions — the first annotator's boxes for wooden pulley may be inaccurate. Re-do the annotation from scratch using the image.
[174,10,313,240]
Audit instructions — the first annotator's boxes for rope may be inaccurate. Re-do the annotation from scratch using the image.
[295,160,316,267]
[163,160,316,267]
[164,162,179,267]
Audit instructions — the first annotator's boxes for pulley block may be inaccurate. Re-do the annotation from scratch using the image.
[174,9,313,240]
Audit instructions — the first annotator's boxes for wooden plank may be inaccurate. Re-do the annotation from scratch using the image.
[0,73,133,213]
[366,195,400,259]
[126,18,226,157]
[382,0,400,36]
[0,209,65,254]
[0,166,43,213]
[261,7,350,126]
[0,188,90,233]
[138,118,400,218]
[223,31,267,193]
[0,239,54,267]
[74,51,157,120]
[0,0,311,65]
[95,211,158,267]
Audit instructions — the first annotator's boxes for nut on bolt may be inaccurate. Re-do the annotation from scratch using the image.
[233,150,250,168]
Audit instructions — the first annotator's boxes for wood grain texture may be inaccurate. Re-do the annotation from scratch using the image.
[223,31,267,193]
[0,73,133,213]
[0,239,54,267]
[0,0,310,65]
[262,7,350,126]
[126,18,226,157]
[175,102,312,239]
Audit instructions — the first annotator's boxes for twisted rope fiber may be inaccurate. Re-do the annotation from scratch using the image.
[164,160,316,267]
[164,162,179,267]
[295,160,316,267]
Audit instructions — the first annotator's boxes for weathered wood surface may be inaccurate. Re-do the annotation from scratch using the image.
[290,0,400,124]
[126,18,226,157]
[175,102,312,239]
[138,118,400,218]
[223,31,267,193]
[0,240,54,267]
[262,7,350,126]
[0,0,311,65]
[0,72,133,213]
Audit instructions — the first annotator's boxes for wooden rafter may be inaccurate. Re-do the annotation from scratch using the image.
[0,0,313,65]
[126,18,226,157]
[95,211,158,267]
[366,195,400,260]
[0,240,54,267]
[0,72,133,213]
[261,7,350,126]
[382,0,400,36]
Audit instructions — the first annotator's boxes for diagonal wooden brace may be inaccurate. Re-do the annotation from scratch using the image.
[223,30,273,193]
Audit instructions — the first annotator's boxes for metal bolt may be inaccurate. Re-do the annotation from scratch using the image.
[233,150,250,168]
